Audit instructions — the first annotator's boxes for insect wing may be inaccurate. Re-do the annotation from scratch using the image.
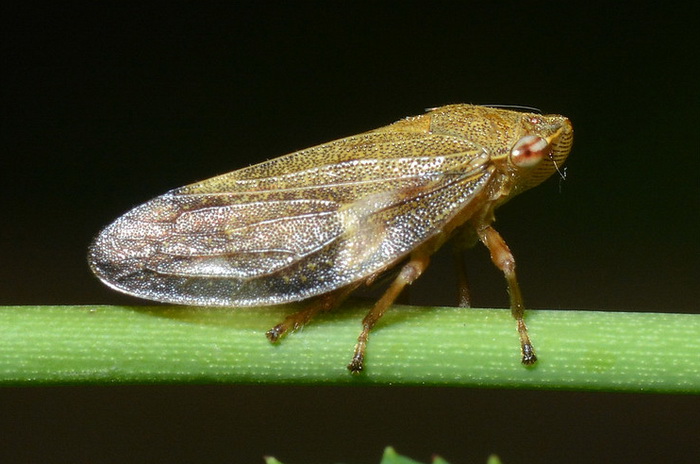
[89,129,494,306]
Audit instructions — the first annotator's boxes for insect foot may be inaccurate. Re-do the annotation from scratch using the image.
[347,347,366,374]
[521,343,537,365]
[265,325,285,343]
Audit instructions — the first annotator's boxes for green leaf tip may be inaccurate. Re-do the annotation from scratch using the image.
[261,447,488,464]
[381,446,423,464]
[263,457,284,464]
[486,455,503,464]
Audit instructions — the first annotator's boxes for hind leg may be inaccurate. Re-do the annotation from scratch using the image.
[266,286,355,342]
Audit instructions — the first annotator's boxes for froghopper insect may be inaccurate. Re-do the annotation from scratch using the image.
[89,104,573,372]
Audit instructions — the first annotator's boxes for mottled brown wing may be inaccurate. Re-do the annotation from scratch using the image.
[89,130,494,306]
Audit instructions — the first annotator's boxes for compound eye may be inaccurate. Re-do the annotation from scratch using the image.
[510,135,551,168]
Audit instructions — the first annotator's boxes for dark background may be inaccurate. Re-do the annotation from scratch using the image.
[2,3,698,463]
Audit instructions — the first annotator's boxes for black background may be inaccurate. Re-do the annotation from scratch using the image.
[2,3,698,463]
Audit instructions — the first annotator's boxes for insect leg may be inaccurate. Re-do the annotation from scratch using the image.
[478,225,537,365]
[348,255,430,373]
[265,287,354,342]
[453,250,472,308]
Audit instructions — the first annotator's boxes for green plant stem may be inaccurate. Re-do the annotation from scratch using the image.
[0,304,698,392]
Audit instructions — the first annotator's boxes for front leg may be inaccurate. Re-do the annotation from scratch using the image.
[478,225,537,365]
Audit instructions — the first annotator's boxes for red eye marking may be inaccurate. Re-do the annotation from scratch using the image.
[510,135,551,168]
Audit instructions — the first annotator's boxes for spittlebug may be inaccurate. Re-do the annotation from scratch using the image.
[89,104,573,372]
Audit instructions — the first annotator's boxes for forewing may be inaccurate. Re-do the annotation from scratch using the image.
[89,130,493,306]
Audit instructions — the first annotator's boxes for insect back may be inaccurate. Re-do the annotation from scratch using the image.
[89,104,573,373]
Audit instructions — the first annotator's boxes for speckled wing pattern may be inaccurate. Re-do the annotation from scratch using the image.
[89,127,495,306]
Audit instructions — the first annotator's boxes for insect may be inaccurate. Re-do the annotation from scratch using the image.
[89,104,573,372]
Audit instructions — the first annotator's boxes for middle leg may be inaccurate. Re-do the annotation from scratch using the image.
[347,254,430,373]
